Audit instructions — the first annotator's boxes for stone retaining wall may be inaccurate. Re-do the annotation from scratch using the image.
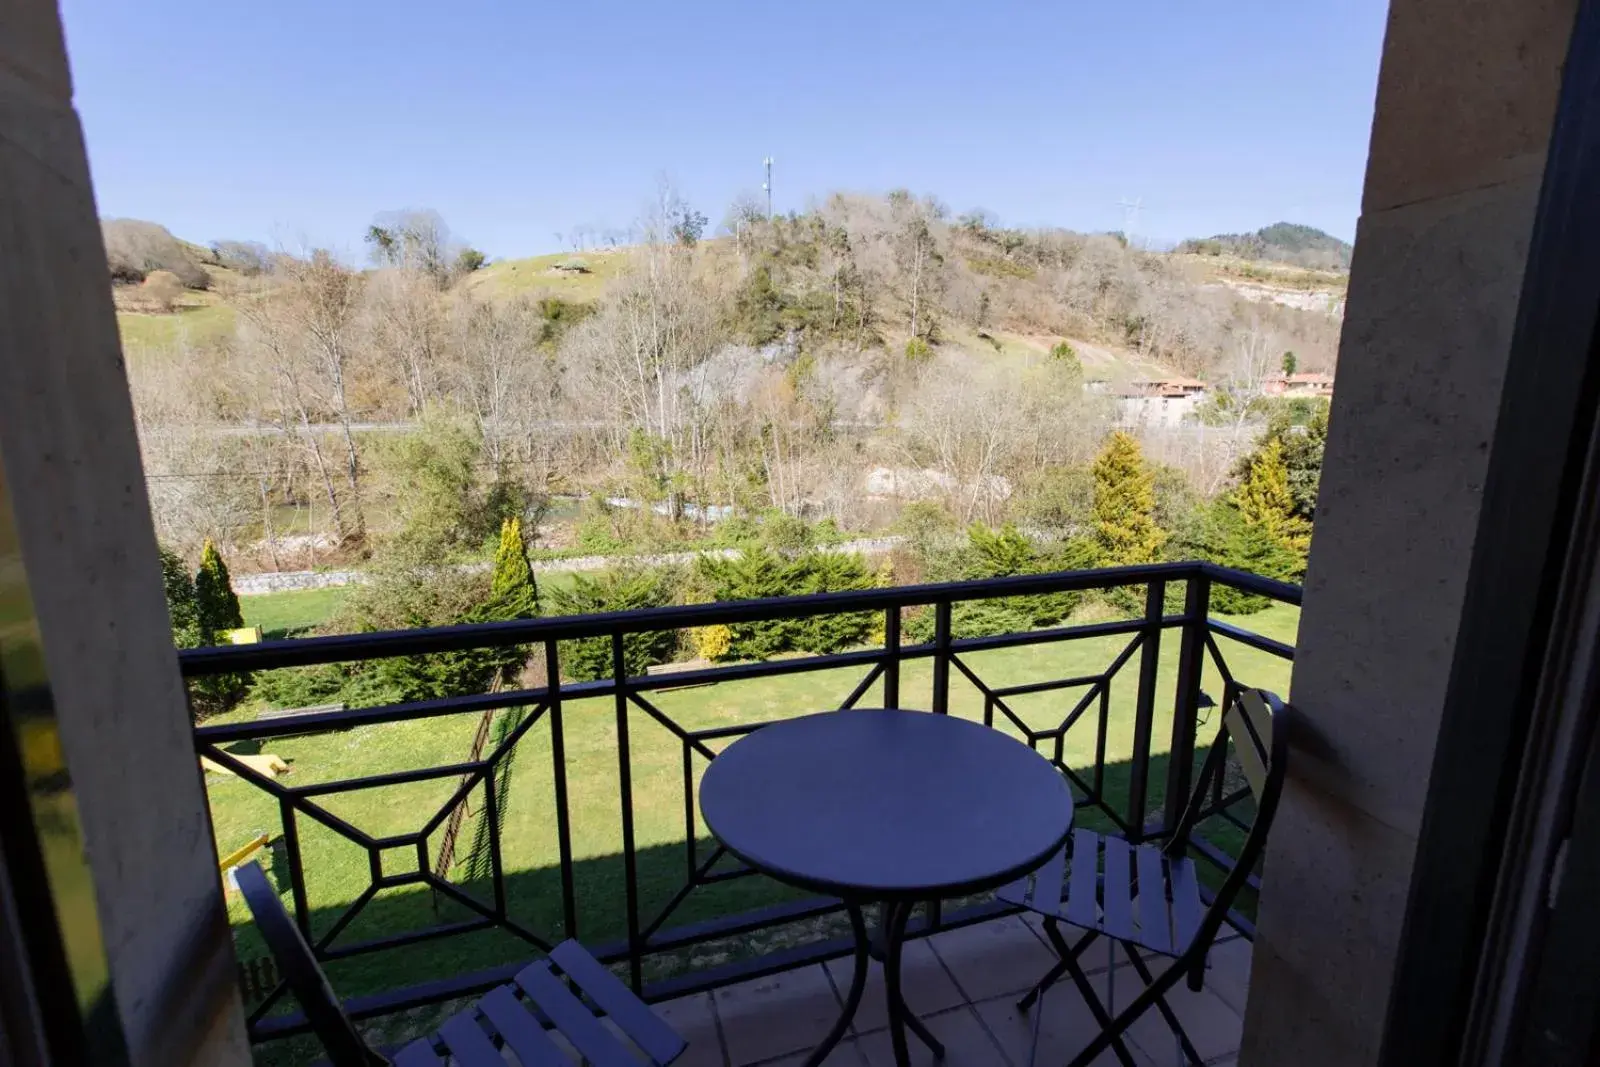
[231,537,904,595]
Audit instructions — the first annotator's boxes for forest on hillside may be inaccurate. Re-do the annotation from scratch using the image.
[111,187,1342,578]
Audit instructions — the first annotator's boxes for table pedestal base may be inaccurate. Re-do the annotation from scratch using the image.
[805,901,946,1067]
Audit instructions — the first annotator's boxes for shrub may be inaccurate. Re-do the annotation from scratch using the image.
[1172,500,1300,615]
[694,548,877,660]
[159,548,200,648]
[247,663,349,709]
[547,567,680,681]
[138,270,185,312]
[727,264,788,344]
[904,337,931,361]
[474,517,541,683]
[693,624,733,662]
[191,540,248,712]
[711,515,761,547]
[894,500,959,550]
[900,525,1096,641]
[377,415,491,555]
[811,517,845,545]
[336,549,505,703]
[102,219,209,287]
[1015,466,1095,532]
[759,510,814,552]
[575,499,629,554]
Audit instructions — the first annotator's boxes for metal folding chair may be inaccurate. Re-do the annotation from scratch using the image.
[998,688,1291,1066]
[236,861,687,1065]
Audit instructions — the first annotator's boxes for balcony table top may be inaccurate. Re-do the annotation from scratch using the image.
[699,708,1074,901]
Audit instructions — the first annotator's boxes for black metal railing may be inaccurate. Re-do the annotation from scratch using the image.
[187,560,1298,1045]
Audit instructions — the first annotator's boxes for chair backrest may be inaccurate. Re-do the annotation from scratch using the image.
[1166,688,1292,955]
[235,862,388,1067]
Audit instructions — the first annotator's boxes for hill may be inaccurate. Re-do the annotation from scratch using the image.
[1178,222,1352,270]
[108,196,1346,386]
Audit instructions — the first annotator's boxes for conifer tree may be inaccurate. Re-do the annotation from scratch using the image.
[1234,438,1311,562]
[190,541,249,712]
[1091,432,1167,565]
[194,539,243,644]
[159,548,200,649]
[488,517,540,618]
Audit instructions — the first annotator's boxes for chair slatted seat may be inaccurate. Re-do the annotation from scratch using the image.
[236,861,687,1066]
[998,830,1205,958]
[996,688,1291,1067]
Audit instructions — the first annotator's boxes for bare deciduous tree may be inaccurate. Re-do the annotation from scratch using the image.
[232,252,368,542]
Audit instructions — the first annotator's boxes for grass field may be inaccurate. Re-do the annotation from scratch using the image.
[241,588,352,639]
[464,250,628,303]
[206,596,1297,1059]
[117,301,237,352]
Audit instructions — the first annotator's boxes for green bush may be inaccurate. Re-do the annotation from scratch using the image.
[1015,466,1095,532]
[811,517,845,545]
[575,497,629,554]
[378,415,494,556]
[900,525,1097,641]
[192,540,249,711]
[547,567,680,681]
[160,548,200,649]
[904,337,931,361]
[335,546,505,702]
[1171,500,1300,615]
[247,663,350,709]
[712,515,762,547]
[694,548,876,660]
[727,264,788,344]
[894,500,959,551]
[759,510,814,552]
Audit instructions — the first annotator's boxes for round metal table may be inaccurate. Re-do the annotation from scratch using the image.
[700,708,1075,1066]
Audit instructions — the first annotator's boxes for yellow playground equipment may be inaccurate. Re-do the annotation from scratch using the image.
[219,833,271,873]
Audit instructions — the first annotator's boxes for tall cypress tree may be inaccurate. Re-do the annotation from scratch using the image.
[460,518,544,882]
[189,541,249,713]
[488,517,540,618]
[1234,437,1311,563]
[159,548,201,649]
[194,539,244,644]
[1091,432,1167,565]
[482,517,540,682]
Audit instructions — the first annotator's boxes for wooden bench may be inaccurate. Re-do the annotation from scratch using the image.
[256,702,345,722]
[254,703,347,738]
[644,660,713,691]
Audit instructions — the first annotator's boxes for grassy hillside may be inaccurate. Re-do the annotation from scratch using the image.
[946,328,1171,383]
[117,300,237,351]
[463,248,628,302]
[109,200,1347,389]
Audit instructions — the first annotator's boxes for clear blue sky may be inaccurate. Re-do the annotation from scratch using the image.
[61,1,1389,260]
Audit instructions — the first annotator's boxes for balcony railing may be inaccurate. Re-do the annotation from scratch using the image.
[185,560,1299,1048]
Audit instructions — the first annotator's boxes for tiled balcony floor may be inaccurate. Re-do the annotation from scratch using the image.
[654,915,1252,1066]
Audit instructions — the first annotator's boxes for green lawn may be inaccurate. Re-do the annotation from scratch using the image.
[237,572,584,640]
[117,302,237,352]
[464,250,627,303]
[208,598,1297,1061]
[241,588,351,639]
